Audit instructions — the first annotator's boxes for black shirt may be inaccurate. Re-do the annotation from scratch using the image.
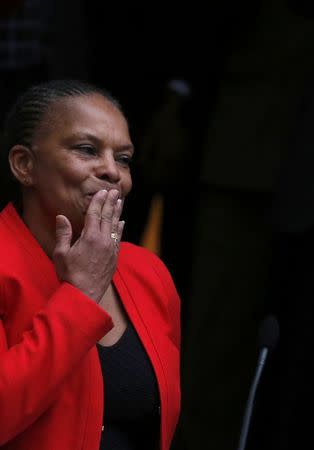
[97,321,160,449]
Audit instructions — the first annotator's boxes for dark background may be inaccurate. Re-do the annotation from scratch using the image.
[2,1,314,449]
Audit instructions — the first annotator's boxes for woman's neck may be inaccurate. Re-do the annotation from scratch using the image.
[22,198,56,259]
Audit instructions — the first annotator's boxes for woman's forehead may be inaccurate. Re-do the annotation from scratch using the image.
[36,94,125,131]
[47,93,121,121]
[33,94,130,143]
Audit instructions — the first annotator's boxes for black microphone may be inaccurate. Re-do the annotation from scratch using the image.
[237,315,280,450]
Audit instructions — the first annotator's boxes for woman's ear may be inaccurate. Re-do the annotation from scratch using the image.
[8,145,35,187]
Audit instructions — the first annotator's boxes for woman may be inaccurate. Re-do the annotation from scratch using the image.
[0,80,181,450]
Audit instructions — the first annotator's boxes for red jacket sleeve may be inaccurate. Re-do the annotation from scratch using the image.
[0,282,113,445]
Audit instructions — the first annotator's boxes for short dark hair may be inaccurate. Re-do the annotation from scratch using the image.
[0,79,122,210]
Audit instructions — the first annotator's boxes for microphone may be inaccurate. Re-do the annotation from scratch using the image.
[237,315,280,450]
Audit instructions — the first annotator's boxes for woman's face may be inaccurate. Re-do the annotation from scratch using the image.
[25,93,133,235]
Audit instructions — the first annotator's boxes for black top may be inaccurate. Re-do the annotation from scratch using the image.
[96,321,160,450]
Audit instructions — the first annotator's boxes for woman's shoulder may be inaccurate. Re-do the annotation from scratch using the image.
[119,241,158,258]
[119,241,167,272]
[118,242,179,298]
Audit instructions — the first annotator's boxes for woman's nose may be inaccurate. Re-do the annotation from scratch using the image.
[95,153,120,182]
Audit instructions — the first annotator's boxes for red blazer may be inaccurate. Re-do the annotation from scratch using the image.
[0,203,181,450]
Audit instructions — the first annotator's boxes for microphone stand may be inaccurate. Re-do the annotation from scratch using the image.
[237,347,268,450]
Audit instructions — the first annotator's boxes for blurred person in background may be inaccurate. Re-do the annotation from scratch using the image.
[123,79,194,303]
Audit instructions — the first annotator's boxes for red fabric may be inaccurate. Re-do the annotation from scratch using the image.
[0,203,180,450]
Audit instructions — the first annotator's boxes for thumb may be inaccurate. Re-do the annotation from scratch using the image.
[54,215,72,255]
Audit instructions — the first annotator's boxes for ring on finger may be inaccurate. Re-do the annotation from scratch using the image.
[110,232,119,244]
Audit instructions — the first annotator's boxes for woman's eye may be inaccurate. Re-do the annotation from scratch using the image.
[117,155,132,167]
[75,145,97,155]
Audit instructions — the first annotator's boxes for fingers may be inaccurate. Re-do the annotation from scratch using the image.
[105,197,122,235]
[117,220,125,241]
[83,189,122,242]
[100,190,121,234]
[84,189,108,232]
[110,220,125,251]
[54,215,72,258]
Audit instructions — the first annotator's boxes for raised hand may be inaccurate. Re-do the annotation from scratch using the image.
[53,189,124,303]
